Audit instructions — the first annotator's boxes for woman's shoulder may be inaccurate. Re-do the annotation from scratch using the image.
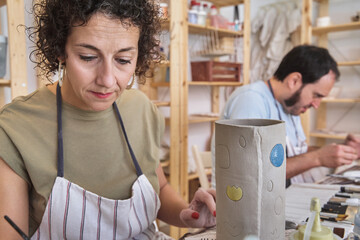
[0,86,54,115]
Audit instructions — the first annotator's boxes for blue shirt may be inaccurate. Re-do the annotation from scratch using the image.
[222,81,306,149]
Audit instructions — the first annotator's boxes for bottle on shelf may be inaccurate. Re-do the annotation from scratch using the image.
[209,5,229,29]
[197,4,207,26]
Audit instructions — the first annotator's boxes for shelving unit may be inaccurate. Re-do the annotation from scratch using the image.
[140,0,250,238]
[0,0,28,105]
[301,0,360,146]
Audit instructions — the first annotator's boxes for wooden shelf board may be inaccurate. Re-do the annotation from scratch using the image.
[0,79,10,86]
[338,60,360,66]
[188,168,212,181]
[312,22,360,35]
[322,98,360,103]
[152,100,170,107]
[161,20,243,37]
[189,81,243,86]
[310,132,347,140]
[208,0,244,8]
[152,81,244,87]
[188,115,219,124]
[188,23,243,37]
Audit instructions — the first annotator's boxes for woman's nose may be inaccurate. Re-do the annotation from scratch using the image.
[96,61,116,87]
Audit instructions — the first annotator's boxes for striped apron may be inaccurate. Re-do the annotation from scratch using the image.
[30,84,170,239]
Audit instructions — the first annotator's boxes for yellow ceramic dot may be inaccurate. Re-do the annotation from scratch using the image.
[226,185,243,201]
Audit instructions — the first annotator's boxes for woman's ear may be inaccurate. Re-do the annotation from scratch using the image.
[286,72,302,91]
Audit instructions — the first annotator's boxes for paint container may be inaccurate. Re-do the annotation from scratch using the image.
[215,119,286,240]
[0,35,7,78]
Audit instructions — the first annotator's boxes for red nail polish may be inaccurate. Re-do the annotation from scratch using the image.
[191,212,199,219]
[213,210,216,217]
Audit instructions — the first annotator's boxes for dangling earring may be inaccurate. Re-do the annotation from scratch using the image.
[126,73,136,89]
[58,61,65,87]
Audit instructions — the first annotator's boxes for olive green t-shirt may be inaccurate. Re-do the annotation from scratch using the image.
[0,86,164,235]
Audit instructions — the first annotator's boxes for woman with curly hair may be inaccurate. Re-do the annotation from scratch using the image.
[0,1,216,239]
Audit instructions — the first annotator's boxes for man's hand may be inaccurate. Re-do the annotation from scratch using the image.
[316,143,358,168]
[345,134,360,159]
[180,188,216,228]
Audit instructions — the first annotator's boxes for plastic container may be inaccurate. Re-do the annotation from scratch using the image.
[197,10,207,26]
[188,9,198,24]
[0,35,7,78]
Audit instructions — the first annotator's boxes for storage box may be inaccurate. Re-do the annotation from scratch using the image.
[0,35,7,78]
[191,61,241,82]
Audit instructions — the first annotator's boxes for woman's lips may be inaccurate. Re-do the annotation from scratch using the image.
[91,91,113,99]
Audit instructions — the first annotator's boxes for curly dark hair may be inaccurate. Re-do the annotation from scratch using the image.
[27,0,162,84]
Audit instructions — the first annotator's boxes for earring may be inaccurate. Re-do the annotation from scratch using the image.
[126,73,136,89]
[58,61,65,87]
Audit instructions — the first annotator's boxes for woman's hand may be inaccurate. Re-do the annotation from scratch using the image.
[180,188,216,228]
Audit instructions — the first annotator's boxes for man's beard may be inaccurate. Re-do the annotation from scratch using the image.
[284,84,305,107]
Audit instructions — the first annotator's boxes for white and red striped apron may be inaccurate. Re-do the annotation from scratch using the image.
[30,84,172,239]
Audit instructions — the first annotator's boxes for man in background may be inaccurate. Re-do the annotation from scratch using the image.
[211,45,360,187]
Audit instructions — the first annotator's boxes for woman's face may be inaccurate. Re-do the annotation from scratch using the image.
[61,13,139,111]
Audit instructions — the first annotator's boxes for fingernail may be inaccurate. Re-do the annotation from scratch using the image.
[213,210,216,217]
[191,212,199,219]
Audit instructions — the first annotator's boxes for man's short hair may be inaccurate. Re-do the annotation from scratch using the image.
[274,45,340,84]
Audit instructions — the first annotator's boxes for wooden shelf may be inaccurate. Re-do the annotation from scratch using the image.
[310,131,347,140]
[312,22,360,35]
[338,60,360,66]
[152,100,171,107]
[152,81,244,87]
[188,23,243,37]
[188,115,219,124]
[188,168,212,181]
[208,0,244,8]
[161,20,243,38]
[0,79,10,86]
[189,81,243,86]
[322,98,360,103]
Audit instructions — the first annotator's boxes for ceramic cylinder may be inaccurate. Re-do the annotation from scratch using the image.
[215,119,286,240]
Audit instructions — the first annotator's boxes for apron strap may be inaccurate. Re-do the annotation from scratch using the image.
[56,84,143,177]
[56,84,64,177]
[113,102,143,177]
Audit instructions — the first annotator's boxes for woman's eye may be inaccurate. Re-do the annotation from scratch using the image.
[116,59,131,65]
[79,55,97,62]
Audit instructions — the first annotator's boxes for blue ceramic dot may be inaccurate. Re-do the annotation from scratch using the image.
[270,144,284,167]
